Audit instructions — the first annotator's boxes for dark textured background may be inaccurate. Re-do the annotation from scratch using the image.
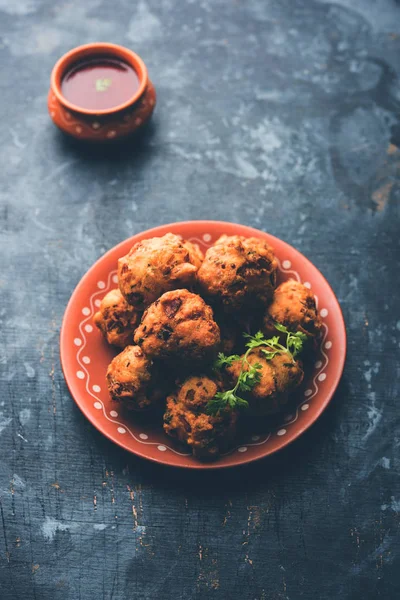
[0,0,399,598]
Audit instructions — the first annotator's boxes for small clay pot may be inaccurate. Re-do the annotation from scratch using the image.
[48,43,156,141]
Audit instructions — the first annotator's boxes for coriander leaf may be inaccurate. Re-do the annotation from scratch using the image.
[208,322,306,414]
[239,378,255,392]
[244,331,264,341]
[235,396,250,408]
[206,390,249,415]
[240,365,261,387]
[244,331,269,350]
[274,322,289,333]
[261,349,279,360]
[286,330,307,357]
[206,392,231,415]
[214,352,241,370]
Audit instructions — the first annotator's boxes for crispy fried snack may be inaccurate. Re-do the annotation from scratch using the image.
[118,233,203,309]
[94,288,141,348]
[134,289,220,363]
[106,345,163,411]
[263,280,322,339]
[197,235,278,312]
[226,349,304,416]
[163,375,238,460]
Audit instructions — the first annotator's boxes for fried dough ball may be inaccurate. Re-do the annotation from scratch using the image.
[134,289,220,363]
[226,349,304,416]
[197,235,278,313]
[106,345,163,411]
[263,280,323,340]
[163,375,238,460]
[93,288,141,348]
[118,233,203,309]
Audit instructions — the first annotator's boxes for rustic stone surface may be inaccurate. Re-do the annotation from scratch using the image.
[0,1,399,598]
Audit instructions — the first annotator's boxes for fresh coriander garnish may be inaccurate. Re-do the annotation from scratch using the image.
[207,323,307,415]
[207,349,262,415]
[252,323,308,361]
[214,352,241,370]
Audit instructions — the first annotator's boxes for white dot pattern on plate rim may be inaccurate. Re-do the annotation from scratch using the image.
[74,338,82,346]
[304,389,313,397]
[110,410,118,417]
[92,385,101,392]
[203,233,212,242]
[315,361,322,369]
[157,445,167,451]
[318,373,327,382]
[94,402,102,410]
[97,281,105,289]
[325,341,332,349]
[139,433,148,440]
[303,282,311,288]
[112,274,118,284]
[277,429,286,436]
[238,447,247,453]
[320,308,328,318]
[82,356,90,364]
[117,427,126,434]
[77,371,85,379]
[282,260,291,269]
[301,404,309,411]
[82,307,90,316]
[85,324,93,333]
[94,299,101,307]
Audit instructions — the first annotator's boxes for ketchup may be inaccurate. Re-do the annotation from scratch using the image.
[61,57,140,111]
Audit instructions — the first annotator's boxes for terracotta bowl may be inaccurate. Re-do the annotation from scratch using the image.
[60,221,347,469]
[48,43,156,141]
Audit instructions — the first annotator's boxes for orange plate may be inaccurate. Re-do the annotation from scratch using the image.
[60,221,346,469]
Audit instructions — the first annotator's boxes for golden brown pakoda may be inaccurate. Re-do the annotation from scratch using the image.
[118,233,203,310]
[106,345,163,411]
[134,289,220,363]
[94,288,141,348]
[163,375,238,460]
[197,235,278,313]
[263,280,322,340]
[226,349,304,416]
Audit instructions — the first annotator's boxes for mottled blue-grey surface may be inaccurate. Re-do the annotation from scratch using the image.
[0,0,400,598]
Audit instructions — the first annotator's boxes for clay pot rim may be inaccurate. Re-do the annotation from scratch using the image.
[50,42,148,116]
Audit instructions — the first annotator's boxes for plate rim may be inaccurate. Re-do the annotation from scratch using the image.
[60,220,347,469]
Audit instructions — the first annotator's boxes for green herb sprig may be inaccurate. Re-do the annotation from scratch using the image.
[207,323,307,415]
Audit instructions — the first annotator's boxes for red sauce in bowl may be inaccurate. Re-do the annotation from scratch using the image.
[61,57,140,111]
